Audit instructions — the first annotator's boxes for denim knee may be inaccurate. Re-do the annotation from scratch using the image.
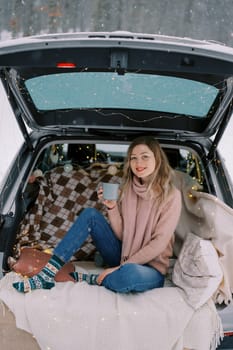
[102,263,165,293]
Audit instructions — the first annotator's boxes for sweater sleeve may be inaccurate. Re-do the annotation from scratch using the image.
[124,188,182,265]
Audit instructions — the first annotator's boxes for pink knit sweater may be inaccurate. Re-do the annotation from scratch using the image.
[108,176,182,275]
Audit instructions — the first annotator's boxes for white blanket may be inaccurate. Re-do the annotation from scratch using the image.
[0,270,222,350]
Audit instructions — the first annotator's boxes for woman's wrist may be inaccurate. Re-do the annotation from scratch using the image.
[107,206,116,211]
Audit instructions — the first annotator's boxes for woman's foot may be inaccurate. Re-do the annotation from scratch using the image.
[70,272,99,285]
[12,255,65,293]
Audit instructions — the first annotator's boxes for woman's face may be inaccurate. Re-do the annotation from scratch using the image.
[129,144,156,180]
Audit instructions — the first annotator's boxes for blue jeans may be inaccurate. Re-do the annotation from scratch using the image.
[54,208,164,293]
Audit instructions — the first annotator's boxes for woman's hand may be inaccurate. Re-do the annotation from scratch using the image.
[97,185,117,210]
[97,266,120,285]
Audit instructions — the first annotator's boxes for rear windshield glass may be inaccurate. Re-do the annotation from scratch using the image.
[25,72,218,118]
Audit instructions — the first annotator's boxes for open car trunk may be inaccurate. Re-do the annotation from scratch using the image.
[1,32,233,349]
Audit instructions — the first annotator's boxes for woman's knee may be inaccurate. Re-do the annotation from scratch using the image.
[102,264,164,293]
[102,264,137,292]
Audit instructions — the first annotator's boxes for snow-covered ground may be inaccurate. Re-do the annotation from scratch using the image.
[218,118,233,182]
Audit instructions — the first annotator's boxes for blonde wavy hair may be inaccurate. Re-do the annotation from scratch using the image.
[120,136,174,203]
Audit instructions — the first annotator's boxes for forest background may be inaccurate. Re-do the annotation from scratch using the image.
[0,0,233,47]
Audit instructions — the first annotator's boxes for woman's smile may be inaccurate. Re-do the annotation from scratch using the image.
[130,144,156,179]
[136,167,145,173]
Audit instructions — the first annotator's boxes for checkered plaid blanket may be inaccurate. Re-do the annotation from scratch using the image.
[15,164,123,260]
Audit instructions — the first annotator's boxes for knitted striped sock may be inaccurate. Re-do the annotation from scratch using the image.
[70,272,98,285]
[12,255,65,293]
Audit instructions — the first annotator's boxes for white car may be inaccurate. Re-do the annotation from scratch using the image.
[0,32,233,349]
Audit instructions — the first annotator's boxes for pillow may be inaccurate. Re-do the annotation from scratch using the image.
[172,232,223,309]
[10,247,75,282]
